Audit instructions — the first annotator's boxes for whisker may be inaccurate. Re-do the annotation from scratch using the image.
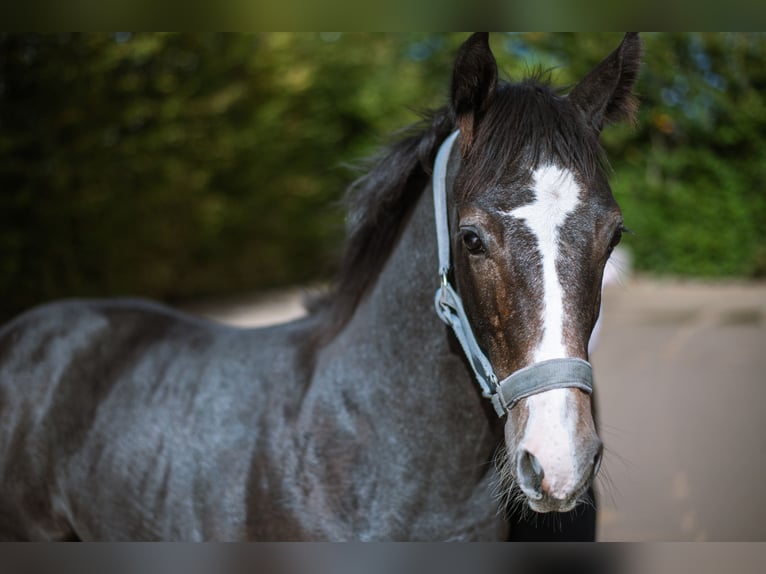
[598,421,633,438]
[595,464,619,508]
[602,443,634,473]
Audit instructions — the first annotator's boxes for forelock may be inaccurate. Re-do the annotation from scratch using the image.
[457,78,607,203]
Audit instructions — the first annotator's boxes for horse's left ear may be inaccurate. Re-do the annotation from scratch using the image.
[450,32,498,149]
[569,32,643,131]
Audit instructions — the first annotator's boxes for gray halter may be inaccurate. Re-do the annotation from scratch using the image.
[432,130,594,418]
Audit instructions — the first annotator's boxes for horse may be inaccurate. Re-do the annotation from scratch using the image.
[0,32,642,541]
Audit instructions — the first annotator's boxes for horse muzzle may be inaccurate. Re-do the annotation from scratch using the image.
[516,436,603,513]
[506,386,602,513]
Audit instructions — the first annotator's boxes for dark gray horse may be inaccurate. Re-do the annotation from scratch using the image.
[0,33,641,540]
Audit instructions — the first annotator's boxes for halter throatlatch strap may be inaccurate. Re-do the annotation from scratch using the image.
[431,130,594,418]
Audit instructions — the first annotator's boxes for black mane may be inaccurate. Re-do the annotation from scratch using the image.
[310,107,453,341]
[316,74,608,342]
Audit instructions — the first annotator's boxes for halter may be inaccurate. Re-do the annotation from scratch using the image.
[432,130,594,418]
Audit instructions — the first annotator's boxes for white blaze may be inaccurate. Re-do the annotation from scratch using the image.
[503,164,584,500]
[507,164,581,362]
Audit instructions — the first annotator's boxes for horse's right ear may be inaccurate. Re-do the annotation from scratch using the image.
[450,32,498,150]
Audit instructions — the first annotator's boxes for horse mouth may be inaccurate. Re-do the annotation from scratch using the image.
[527,496,579,513]
[522,480,591,513]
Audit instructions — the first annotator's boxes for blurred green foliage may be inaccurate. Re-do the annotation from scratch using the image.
[1,33,764,320]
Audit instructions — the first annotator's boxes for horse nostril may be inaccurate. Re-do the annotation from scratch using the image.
[592,444,604,479]
[518,449,544,494]
[529,452,543,477]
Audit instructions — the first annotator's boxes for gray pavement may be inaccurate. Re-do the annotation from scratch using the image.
[592,278,766,541]
[189,277,766,541]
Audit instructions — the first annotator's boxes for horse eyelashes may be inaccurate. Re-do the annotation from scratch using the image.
[609,230,622,250]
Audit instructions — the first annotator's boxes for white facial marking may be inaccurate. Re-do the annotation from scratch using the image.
[503,164,584,499]
[505,164,582,363]
[520,389,579,499]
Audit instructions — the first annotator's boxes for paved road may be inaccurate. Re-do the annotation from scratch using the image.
[188,277,766,541]
[591,278,766,541]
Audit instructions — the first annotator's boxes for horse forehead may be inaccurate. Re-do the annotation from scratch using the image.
[508,164,583,228]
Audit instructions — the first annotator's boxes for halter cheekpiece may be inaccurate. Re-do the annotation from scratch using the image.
[432,130,594,417]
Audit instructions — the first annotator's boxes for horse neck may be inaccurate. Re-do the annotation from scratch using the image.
[280,178,504,538]
[313,177,500,458]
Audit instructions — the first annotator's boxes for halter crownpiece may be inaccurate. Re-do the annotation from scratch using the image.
[431,130,594,418]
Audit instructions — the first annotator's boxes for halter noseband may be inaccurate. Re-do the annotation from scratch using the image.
[432,130,594,418]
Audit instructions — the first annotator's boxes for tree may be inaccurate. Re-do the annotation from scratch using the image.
[1,33,764,321]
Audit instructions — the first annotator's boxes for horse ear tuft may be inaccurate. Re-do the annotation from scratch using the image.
[569,32,643,131]
[450,32,498,150]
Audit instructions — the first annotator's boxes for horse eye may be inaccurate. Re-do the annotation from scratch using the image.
[608,226,625,252]
[460,228,485,254]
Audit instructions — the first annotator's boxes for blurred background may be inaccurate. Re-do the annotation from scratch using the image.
[2,33,765,320]
[1,33,765,541]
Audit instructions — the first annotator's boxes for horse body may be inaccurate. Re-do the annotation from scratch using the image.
[0,33,643,540]
[0,300,285,539]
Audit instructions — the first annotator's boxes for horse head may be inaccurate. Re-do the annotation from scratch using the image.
[442,33,642,513]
